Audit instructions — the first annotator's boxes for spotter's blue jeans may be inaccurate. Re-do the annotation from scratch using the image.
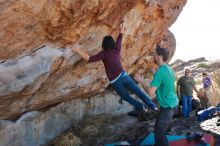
[155,106,178,146]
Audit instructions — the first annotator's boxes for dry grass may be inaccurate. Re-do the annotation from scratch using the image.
[49,115,121,146]
[49,132,81,146]
[208,68,220,106]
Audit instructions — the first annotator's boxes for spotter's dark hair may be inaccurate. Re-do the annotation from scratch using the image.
[155,46,169,62]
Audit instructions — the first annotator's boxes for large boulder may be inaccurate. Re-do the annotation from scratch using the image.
[0,0,188,145]
[0,0,187,120]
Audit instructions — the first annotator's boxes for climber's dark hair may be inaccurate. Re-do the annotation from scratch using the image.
[102,36,116,50]
[156,46,169,62]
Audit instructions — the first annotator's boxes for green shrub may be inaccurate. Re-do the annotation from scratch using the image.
[197,63,211,69]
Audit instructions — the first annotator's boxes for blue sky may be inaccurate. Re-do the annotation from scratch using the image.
[170,0,220,62]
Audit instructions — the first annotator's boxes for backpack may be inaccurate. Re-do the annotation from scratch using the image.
[197,106,216,121]
[192,99,201,110]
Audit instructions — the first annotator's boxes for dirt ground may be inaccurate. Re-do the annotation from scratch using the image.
[49,109,220,146]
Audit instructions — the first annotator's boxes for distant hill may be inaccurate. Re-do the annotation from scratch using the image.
[170,57,220,78]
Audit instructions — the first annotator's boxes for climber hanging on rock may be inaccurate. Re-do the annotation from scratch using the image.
[71,22,158,115]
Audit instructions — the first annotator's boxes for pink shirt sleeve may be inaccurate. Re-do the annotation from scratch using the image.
[88,51,104,62]
[115,33,123,51]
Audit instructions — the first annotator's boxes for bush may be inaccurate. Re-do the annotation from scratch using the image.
[197,63,211,69]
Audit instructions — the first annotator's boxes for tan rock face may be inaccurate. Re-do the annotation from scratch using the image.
[0,0,187,120]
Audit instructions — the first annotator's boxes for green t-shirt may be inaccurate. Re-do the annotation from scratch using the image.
[150,64,179,108]
[177,76,195,96]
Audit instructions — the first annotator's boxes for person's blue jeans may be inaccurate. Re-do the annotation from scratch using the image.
[155,106,178,146]
[181,95,192,118]
[111,72,156,110]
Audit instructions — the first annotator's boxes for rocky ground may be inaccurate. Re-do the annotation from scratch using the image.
[48,109,220,146]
